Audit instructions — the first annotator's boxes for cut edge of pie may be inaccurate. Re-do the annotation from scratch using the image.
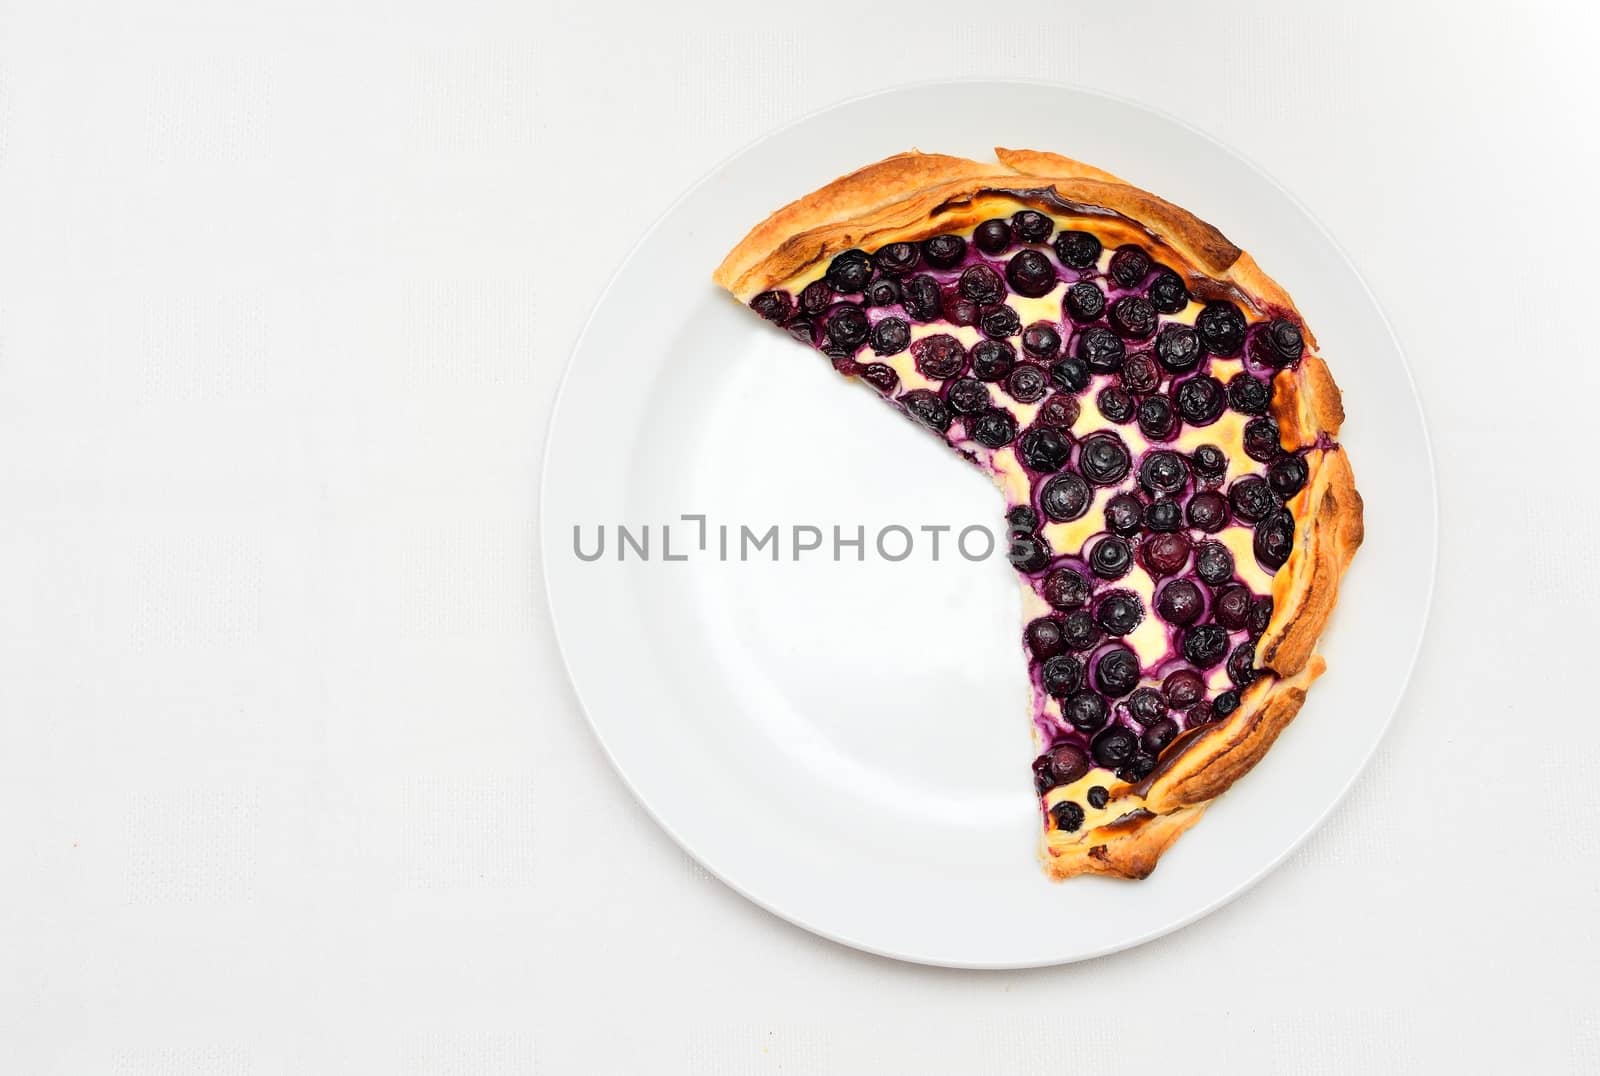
[713,148,1364,881]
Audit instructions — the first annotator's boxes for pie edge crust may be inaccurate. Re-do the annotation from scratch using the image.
[713,148,1365,881]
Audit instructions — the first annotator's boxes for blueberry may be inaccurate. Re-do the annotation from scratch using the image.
[1079,432,1132,485]
[860,363,897,394]
[1041,473,1092,521]
[1037,396,1079,428]
[1022,323,1062,359]
[901,389,951,432]
[1011,209,1054,243]
[1243,417,1283,462]
[943,294,981,327]
[826,249,874,293]
[1138,450,1189,495]
[1008,504,1040,534]
[1182,624,1229,668]
[1186,490,1230,532]
[799,280,834,316]
[1174,375,1226,426]
[900,274,942,321]
[1092,724,1139,766]
[874,242,919,277]
[1162,668,1206,709]
[1009,535,1052,573]
[1109,245,1151,288]
[1196,300,1248,355]
[863,278,901,308]
[1060,610,1102,651]
[912,334,966,380]
[1051,800,1086,832]
[1040,653,1084,697]
[870,317,911,356]
[1229,476,1276,523]
[1127,687,1167,726]
[783,318,814,344]
[946,377,991,415]
[1188,700,1216,726]
[1142,718,1179,753]
[921,234,966,269]
[1026,616,1067,659]
[1213,583,1253,630]
[1155,324,1202,374]
[1044,567,1091,610]
[1036,742,1088,794]
[1144,499,1181,532]
[1254,508,1296,570]
[1050,356,1091,393]
[1148,269,1189,313]
[1268,455,1309,498]
[1109,295,1158,339]
[1066,691,1109,732]
[1228,375,1271,415]
[970,408,1017,448]
[1195,540,1235,586]
[1007,363,1048,403]
[1064,280,1106,322]
[1019,427,1072,473]
[974,218,1012,255]
[980,304,1022,341]
[971,339,1016,381]
[1250,596,1274,636]
[1213,690,1240,717]
[1191,444,1228,479]
[751,290,793,322]
[1120,749,1159,781]
[1095,590,1145,636]
[1090,535,1133,580]
[1097,387,1136,424]
[1139,531,1191,577]
[1155,578,1204,626]
[1006,250,1057,298]
[1054,230,1102,269]
[1258,318,1305,366]
[1101,493,1141,537]
[1087,785,1109,808]
[1119,352,1161,395]
[959,264,1005,306]
[1137,395,1178,441]
[1227,642,1258,688]
[1076,327,1126,372]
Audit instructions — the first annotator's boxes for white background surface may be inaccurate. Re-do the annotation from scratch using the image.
[1,0,1596,1072]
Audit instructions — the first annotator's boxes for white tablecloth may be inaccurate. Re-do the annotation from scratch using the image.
[3,1,1596,1071]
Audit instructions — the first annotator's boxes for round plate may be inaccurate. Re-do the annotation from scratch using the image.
[540,81,1435,968]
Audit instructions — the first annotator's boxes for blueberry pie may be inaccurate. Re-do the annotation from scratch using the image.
[715,149,1364,880]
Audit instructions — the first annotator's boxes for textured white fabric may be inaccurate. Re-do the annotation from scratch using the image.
[1,0,1596,1072]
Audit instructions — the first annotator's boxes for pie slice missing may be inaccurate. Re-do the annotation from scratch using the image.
[713,149,1364,880]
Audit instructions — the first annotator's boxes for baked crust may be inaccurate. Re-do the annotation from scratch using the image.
[714,150,1245,300]
[715,149,1364,881]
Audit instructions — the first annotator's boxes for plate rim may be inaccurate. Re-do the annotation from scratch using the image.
[538,77,1439,969]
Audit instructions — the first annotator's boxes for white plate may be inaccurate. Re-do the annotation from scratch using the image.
[540,81,1435,968]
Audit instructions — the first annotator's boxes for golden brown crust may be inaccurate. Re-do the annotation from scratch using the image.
[713,149,1247,300]
[1273,353,1344,447]
[993,146,1128,185]
[1259,448,1364,677]
[1044,805,1205,881]
[1143,658,1324,813]
[717,149,1365,881]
